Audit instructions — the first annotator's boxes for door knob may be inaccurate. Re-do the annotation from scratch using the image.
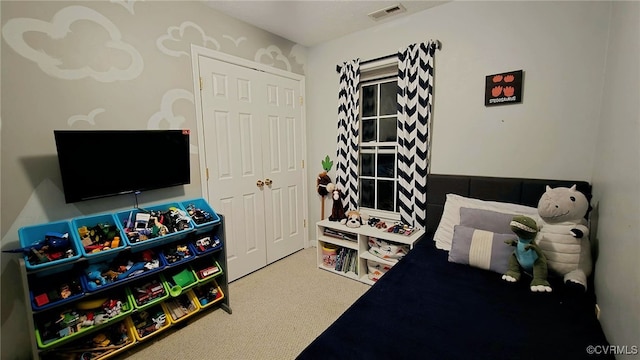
[265,179,273,186]
[256,180,264,188]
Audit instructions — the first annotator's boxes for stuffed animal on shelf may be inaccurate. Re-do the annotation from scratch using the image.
[328,187,346,222]
[341,210,367,228]
[502,215,552,292]
[535,185,592,290]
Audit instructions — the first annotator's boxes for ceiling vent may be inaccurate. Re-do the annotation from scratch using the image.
[368,3,407,21]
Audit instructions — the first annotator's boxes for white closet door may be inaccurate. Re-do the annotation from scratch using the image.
[199,55,304,281]
[261,75,305,264]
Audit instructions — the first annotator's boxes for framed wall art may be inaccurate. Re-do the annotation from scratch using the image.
[485,70,523,106]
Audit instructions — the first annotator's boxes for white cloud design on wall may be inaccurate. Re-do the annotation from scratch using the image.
[148,89,198,154]
[157,21,220,58]
[68,108,106,126]
[255,45,292,72]
[2,6,143,82]
[223,34,246,47]
[110,0,141,14]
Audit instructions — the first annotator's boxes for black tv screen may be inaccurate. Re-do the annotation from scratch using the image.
[54,130,191,203]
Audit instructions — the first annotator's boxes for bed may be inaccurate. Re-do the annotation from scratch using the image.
[298,174,612,360]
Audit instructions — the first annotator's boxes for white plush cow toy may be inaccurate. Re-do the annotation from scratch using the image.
[536,185,592,290]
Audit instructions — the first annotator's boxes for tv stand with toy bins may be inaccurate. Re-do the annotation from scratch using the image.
[16,198,229,360]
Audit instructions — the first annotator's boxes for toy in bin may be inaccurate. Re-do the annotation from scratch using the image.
[163,242,194,265]
[131,306,168,339]
[122,207,191,243]
[32,277,84,309]
[194,282,222,307]
[197,264,220,280]
[48,320,133,359]
[130,278,167,307]
[173,268,196,288]
[164,292,198,321]
[193,236,221,253]
[77,223,122,254]
[4,232,74,265]
[165,268,197,297]
[184,203,214,225]
[37,294,128,346]
[84,250,162,291]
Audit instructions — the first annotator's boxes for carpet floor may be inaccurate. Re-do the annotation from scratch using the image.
[117,247,370,359]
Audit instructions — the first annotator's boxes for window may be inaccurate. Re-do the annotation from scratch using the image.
[358,72,399,218]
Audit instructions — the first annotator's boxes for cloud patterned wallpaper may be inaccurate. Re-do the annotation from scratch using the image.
[0,2,306,358]
[4,6,145,82]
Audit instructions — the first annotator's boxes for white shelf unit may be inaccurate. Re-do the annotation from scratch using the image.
[316,219,424,285]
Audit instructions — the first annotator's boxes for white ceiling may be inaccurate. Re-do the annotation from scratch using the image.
[204,1,448,47]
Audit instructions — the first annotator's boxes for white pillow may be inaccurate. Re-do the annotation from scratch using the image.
[433,193,537,251]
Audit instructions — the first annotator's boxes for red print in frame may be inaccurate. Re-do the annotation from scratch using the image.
[485,70,523,106]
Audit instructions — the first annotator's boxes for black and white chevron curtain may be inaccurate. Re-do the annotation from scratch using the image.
[397,41,436,228]
[336,59,361,212]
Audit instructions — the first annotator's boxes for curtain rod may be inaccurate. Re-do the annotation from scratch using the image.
[336,40,441,73]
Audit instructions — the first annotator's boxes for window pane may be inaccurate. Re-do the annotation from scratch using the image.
[377,153,395,178]
[379,81,397,116]
[377,180,394,211]
[361,119,376,143]
[362,85,377,117]
[379,117,397,142]
[359,75,400,214]
[360,153,374,177]
[360,179,375,208]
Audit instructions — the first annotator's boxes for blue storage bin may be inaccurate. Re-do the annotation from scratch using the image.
[82,249,167,293]
[161,242,197,268]
[190,234,223,256]
[71,213,127,263]
[181,198,220,234]
[115,202,194,252]
[29,272,85,311]
[18,220,81,272]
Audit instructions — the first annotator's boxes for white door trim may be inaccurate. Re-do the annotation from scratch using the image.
[190,44,309,249]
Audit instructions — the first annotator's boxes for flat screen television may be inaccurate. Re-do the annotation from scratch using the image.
[54,129,191,203]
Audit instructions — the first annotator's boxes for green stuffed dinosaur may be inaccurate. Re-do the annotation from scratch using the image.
[502,215,552,292]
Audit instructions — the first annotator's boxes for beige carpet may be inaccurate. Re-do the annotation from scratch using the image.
[118,247,370,360]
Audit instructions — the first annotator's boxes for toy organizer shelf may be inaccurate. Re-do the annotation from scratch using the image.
[316,218,424,285]
[18,199,230,360]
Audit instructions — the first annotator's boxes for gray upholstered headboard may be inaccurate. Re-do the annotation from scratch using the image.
[425,174,592,236]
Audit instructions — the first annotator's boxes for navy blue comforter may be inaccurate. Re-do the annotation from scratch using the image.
[298,238,611,360]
